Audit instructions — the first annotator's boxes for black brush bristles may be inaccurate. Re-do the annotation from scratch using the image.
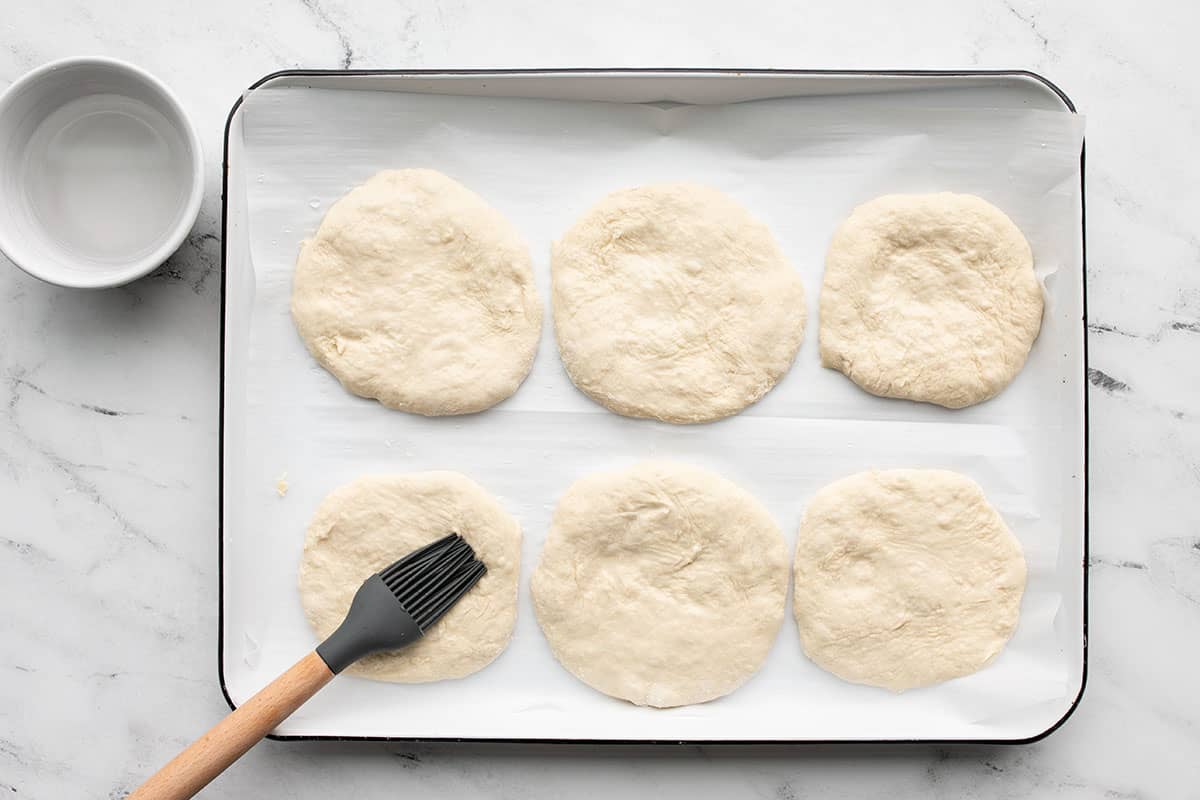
[317,533,488,674]
[379,533,487,632]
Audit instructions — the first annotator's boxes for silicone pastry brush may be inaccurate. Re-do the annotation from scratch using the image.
[129,534,486,800]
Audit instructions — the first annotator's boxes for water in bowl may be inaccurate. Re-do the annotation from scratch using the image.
[22,93,191,264]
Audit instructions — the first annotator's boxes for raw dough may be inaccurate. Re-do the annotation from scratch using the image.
[819,193,1042,408]
[531,461,788,707]
[792,469,1027,691]
[552,184,806,423]
[291,169,542,415]
[299,472,521,682]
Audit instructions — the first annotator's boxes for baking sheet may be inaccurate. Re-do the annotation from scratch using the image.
[222,73,1086,741]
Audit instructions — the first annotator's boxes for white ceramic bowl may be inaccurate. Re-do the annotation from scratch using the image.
[0,57,203,288]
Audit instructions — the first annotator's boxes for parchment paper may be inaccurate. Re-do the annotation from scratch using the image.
[223,79,1086,741]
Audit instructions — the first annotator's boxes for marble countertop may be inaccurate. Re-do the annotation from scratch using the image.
[2,1,1198,797]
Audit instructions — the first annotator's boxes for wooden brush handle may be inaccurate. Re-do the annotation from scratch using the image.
[128,651,334,800]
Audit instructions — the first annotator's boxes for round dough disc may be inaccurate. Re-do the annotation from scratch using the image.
[531,461,788,707]
[299,472,521,682]
[819,193,1042,408]
[292,169,542,416]
[552,184,806,423]
[792,469,1027,691]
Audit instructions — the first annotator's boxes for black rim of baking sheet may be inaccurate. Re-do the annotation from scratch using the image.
[218,68,1089,747]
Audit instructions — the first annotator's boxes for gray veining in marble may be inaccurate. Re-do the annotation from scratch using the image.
[2,0,1199,797]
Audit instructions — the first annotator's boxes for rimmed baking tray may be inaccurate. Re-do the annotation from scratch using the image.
[220,69,1087,744]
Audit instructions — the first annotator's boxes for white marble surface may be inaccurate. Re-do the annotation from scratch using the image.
[1,1,1198,797]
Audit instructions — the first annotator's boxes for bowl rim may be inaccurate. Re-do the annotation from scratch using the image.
[0,55,204,289]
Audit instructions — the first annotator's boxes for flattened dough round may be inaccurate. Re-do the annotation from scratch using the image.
[292,169,542,415]
[793,469,1027,691]
[531,461,788,707]
[299,472,521,682]
[552,184,806,423]
[820,193,1042,408]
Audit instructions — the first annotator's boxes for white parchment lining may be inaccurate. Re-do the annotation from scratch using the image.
[222,77,1085,741]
